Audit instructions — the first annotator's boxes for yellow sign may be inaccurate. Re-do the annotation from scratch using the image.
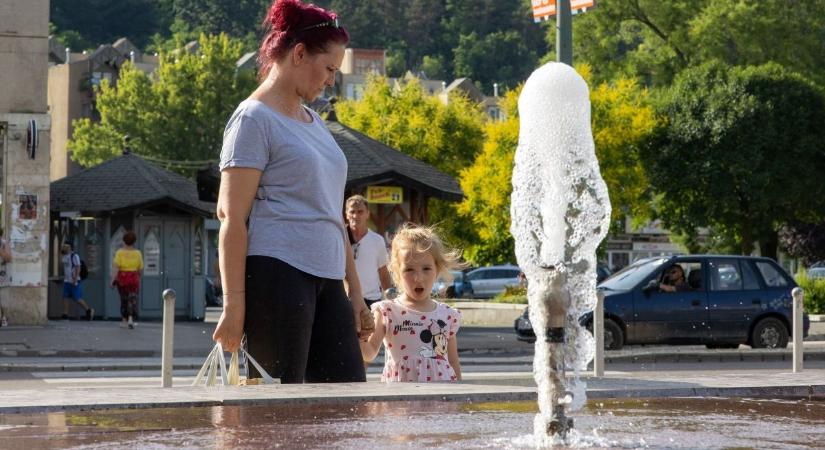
[366,186,403,204]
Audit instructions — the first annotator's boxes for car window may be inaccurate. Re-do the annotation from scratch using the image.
[740,261,761,290]
[710,260,742,291]
[466,270,483,281]
[505,269,521,278]
[600,257,668,291]
[755,261,790,287]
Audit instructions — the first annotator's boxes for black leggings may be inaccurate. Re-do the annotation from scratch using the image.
[244,256,366,384]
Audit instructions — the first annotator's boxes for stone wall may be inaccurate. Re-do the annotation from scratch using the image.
[0,0,51,324]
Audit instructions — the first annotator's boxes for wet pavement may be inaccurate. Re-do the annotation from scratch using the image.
[1,398,823,449]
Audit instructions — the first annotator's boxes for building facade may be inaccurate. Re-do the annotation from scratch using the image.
[0,0,52,324]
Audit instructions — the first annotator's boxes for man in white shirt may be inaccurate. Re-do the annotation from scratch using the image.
[345,195,391,308]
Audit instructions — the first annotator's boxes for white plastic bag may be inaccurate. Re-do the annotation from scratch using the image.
[192,343,277,386]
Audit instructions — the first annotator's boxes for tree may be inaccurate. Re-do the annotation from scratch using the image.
[557,0,825,86]
[780,222,825,267]
[453,31,538,94]
[587,66,660,232]
[457,65,659,265]
[50,0,172,49]
[640,62,825,258]
[335,75,485,248]
[336,75,485,177]
[457,88,521,264]
[171,0,269,38]
[69,34,257,173]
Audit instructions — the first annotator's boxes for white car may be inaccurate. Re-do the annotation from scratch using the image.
[808,267,825,280]
[464,265,522,299]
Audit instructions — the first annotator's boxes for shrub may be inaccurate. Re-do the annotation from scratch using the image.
[795,272,825,315]
[492,285,527,304]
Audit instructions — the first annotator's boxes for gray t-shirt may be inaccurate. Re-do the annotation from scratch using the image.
[220,99,348,280]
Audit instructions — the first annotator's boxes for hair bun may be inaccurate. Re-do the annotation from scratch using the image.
[267,0,304,32]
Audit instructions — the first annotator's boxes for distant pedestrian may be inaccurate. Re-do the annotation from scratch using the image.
[111,231,143,329]
[61,243,94,321]
[0,228,12,327]
[345,195,392,309]
[360,224,463,382]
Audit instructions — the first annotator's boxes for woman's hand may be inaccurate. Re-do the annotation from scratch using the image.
[212,301,245,352]
[352,297,374,340]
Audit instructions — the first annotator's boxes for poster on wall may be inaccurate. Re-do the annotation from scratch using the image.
[144,227,161,276]
[18,194,37,220]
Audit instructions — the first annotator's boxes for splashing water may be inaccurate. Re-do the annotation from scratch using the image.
[510,62,611,445]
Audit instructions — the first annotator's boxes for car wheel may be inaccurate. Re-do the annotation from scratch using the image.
[604,319,624,351]
[445,286,456,298]
[750,317,789,349]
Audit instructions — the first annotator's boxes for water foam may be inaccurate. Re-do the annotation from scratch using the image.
[510,62,611,445]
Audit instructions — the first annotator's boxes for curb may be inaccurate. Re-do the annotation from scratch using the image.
[1,383,823,415]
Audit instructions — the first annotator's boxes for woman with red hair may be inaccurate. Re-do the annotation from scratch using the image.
[212,0,373,383]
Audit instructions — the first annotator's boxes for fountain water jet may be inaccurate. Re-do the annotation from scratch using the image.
[510,62,611,444]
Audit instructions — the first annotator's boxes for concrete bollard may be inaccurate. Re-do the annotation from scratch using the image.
[162,288,176,387]
[593,290,604,378]
[792,287,804,373]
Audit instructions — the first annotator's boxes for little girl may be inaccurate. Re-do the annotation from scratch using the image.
[360,224,462,382]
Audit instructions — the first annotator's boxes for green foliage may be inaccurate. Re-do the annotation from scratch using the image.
[562,0,825,86]
[453,31,538,94]
[587,65,660,231]
[336,75,485,248]
[458,88,520,265]
[50,0,172,49]
[493,285,527,304]
[336,75,485,177]
[795,272,825,315]
[641,62,825,258]
[49,23,94,53]
[68,34,256,173]
[171,0,269,38]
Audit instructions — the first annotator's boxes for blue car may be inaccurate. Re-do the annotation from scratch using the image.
[514,255,810,350]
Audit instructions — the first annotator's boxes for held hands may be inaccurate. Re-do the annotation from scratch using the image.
[351,297,375,340]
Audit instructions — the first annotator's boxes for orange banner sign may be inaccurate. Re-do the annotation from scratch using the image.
[532,0,595,21]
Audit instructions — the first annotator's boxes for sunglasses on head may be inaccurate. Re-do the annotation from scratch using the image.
[296,18,340,33]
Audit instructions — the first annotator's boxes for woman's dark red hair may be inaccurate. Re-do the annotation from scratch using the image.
[257,0,349,81]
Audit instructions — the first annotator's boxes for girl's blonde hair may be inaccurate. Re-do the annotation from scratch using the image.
[388,223,464,287]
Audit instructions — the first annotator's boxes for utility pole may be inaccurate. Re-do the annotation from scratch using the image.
[556,0,573,65]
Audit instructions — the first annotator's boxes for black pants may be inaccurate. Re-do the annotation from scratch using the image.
[244,256,366,384]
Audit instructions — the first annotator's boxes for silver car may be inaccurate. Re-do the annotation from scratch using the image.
[465,265,522,299]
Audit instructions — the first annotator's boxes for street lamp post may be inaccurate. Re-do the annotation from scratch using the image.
[556,0,573,65]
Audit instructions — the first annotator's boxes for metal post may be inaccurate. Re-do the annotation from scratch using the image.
[792,287,804,373]
[593,290,604,377]
[556,0,573,65]
[162,288,176,387]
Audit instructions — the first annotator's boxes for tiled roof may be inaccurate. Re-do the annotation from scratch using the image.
[51,153,215,217]
[326,119,463,201]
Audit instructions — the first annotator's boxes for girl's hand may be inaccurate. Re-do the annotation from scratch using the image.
[212,302,245,352]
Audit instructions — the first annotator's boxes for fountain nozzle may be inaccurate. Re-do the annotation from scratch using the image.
[547,406,574,438]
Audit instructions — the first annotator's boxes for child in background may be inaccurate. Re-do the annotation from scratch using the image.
[360,224,463,382]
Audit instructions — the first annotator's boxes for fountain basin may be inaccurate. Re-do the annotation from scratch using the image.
[1,397,824,449]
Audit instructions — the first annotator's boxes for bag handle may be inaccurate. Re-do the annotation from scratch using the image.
[192,343,276,386]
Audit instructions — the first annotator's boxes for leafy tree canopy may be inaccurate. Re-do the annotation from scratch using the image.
[640,62,825,258]
[559,0,825,86]
[335,75,485,249]
[68,34,257,174]
[50,0,172,49]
